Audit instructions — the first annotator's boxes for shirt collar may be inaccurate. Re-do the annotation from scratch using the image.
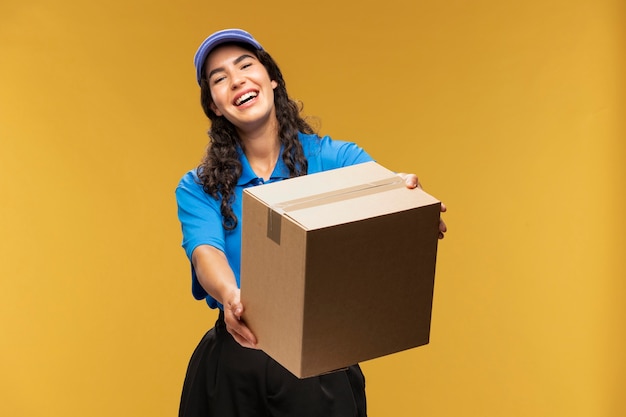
[236,145,291,186]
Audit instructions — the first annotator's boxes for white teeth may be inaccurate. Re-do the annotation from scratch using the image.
[236,92,257,106]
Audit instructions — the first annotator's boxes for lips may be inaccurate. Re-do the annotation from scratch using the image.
[234,90,258,106]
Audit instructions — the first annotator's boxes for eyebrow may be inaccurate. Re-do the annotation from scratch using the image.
[207,54,256,80]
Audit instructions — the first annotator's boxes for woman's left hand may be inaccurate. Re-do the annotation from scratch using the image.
[398,173,447,239]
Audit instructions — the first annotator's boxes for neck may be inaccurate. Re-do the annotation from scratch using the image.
[239,122,281,181]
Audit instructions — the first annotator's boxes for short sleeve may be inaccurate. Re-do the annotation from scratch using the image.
[301,133,375,173]
[175,170,225,302]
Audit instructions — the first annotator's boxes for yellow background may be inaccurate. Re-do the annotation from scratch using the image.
[1,0,624,416]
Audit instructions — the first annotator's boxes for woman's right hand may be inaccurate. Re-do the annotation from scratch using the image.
[191,245,259,349]
[223,288,258,349]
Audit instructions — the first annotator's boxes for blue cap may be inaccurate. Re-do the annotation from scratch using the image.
[194,28,264,86]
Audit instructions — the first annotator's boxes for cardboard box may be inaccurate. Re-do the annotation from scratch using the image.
[240,161,441,378]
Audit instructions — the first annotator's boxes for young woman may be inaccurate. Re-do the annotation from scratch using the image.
[176,28,447,417]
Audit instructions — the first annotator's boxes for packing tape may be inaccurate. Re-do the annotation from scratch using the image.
[266,177,405,244]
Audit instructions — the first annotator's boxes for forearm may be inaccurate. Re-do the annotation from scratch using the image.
[191,244,238,306]
[191,244,258,348]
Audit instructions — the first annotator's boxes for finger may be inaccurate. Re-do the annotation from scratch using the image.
[227,327,258,349]
[229,324,258,349]
[225,313,258,348]
[236,319,257,345]
[409,175,421,189]
[438,219,447,239]
[228,327,258,349]
[232,305,243,320]
[398,173,420,189]
[225,296,244,321]
[440,203,447,213]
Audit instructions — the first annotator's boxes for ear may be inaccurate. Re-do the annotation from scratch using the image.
[271,80,278,89]
[210,101,222,116]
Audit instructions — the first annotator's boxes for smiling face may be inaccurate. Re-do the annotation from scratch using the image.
[204,44,279,135]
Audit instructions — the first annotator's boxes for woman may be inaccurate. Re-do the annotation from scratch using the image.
[176,28,446,417]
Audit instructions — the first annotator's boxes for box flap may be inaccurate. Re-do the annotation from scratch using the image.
[244,162,440,230]
[245,161,396,204]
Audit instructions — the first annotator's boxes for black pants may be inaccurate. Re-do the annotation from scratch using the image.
[179,311,367,417]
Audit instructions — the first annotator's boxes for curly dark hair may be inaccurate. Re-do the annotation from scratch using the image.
[196,42,315,230]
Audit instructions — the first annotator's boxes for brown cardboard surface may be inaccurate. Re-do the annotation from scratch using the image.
[240,161,441,378]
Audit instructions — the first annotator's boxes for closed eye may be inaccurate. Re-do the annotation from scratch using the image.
[212,75,226,84]
[207,54,257,84]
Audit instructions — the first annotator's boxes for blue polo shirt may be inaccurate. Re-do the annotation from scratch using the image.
[175,132,374,309]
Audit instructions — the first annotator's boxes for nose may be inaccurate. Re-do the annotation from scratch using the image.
[230,73,246,90]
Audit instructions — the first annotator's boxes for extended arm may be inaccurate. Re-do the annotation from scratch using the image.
[191,244,258,349]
